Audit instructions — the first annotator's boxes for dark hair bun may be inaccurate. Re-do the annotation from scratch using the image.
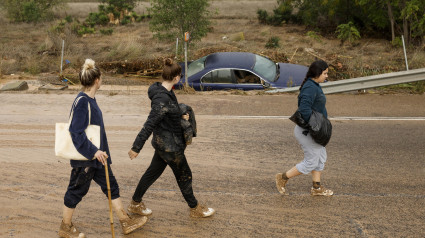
[164,58,173,66]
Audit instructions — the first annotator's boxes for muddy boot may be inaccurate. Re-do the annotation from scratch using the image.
[127,200,152,216]
[310,185,334,196]
[120,214,148,235]
[58,220,85,238]
[190,204,215,218]
[275,173,288,195]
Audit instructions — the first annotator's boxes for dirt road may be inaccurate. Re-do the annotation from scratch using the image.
[1,87,424,237]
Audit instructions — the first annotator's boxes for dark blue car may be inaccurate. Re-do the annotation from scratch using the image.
[176,52,308,91]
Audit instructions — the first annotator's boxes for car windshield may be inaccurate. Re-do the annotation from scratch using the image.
[253,55,277,82]
[187,56,207,77]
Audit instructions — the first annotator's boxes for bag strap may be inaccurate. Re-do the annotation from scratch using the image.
[68,96,91,126]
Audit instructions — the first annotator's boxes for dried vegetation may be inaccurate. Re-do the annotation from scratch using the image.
[0,0,424,89]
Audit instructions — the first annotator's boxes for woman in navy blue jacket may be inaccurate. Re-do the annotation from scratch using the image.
[59,59,147,238]
[275,60,334,196]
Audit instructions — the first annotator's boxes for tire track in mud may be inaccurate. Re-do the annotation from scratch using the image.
[350,219,368,237]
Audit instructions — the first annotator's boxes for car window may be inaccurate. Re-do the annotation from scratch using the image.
[253,55,277,82]
[187,56,207,77]
[234,70,261,84]
[201,69,233,84]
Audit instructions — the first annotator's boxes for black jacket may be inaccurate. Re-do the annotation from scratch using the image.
[179,103,197,145]
[132,82,186,153]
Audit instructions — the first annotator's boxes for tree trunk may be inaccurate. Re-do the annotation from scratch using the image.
[386,0,395,42]
[400,0,409,44]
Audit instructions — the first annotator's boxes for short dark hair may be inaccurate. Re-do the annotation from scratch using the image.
[162,58,182,81]
[79,59,101,87]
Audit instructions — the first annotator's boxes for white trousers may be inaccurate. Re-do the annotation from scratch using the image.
[294,125,327,174]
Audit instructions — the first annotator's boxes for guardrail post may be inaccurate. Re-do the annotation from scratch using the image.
[402,35,409,71]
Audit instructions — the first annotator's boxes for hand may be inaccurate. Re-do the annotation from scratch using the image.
[128,150,139,160]
[182,113,189,121]
[94,150,108,165]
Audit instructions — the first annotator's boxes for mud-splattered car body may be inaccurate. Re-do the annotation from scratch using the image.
[176,52,308,91]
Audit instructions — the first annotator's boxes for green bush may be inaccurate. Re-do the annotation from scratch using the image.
[267,14,285,26]
[22,1,42,22]
[257,1,292,26]
[132,12,151,22]
[257,9,285,26]
[149,0,211,42]
[0,0,64,23]
[87,12,109,27]
[257,9,268,24]
[306,31,321,42]
[120,15,132,25]
[265,36,280,48]
[336,22,361,45]
[64,15,73,23]
[391,36,403,48]
[49,19,66,33]
[77,26,95,36]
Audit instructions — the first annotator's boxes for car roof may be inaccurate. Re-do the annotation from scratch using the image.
[205,52,256,70]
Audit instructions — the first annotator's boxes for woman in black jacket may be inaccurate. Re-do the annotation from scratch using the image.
[127,58,215,218]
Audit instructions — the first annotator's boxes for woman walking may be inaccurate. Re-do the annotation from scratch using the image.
[59,59,147,238]
[127,58,215,218]
[276,60,334,196]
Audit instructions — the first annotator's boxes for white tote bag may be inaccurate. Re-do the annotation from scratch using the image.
[55,96,100,160]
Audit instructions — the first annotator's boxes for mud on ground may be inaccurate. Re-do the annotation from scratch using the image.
[1,86,425,237]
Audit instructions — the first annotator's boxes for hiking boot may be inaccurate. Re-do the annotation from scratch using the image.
[311,185,334,196]
[190,204,215,218]
[120,214,148,235]
[127,200,152,216]
[58,220,85,238]
[275,173,288,195]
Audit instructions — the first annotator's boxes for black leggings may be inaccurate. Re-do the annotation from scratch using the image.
[132,150,198,208]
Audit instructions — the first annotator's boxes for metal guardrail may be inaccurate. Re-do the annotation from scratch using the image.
[267,68,425,94]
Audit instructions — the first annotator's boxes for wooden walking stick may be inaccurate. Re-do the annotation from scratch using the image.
[104,163,116,238]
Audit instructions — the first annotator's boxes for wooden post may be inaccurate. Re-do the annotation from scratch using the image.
[104,164,115,238]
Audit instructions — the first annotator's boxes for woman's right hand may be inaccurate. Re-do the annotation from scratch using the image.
[94,150,108,165]
[182,113,189,121]
[128,150,139,160]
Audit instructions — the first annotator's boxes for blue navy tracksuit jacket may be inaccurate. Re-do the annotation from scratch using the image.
[69,92,112,168]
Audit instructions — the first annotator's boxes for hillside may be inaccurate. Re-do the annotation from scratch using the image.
[1,0,424,91]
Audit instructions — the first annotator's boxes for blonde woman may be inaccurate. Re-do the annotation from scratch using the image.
[59,59,147,238]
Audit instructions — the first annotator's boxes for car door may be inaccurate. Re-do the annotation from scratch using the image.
[233,69,264,90]
[200,69,236,91]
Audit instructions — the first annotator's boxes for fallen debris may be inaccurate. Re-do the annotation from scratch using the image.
[38,83,68,91]
[0,81,29,91]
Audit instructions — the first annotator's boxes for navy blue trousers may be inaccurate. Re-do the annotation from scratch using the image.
[64,164,120,208]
